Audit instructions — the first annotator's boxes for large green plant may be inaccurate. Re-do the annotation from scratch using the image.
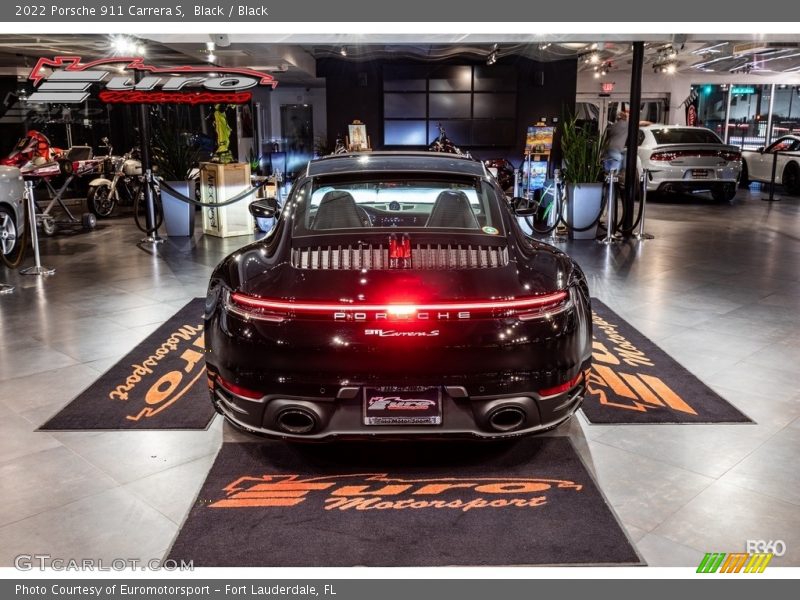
[151,108,201,181]
[560,113,604,185]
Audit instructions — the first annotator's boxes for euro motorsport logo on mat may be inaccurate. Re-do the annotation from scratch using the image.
[208,473,584,512]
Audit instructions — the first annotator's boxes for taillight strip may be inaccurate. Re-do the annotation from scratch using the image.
[230,290,568,314]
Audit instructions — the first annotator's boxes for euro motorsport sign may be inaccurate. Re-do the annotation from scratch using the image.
[26,56,278,104]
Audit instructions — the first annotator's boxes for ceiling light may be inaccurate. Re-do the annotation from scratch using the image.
[666,63,676,74]
[206,41,215,52]
[340,46,347,57]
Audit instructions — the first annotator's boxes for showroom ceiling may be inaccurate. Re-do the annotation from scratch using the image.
[0,34,798,86]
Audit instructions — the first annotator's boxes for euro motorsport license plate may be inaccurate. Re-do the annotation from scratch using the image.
[363,386,442,425]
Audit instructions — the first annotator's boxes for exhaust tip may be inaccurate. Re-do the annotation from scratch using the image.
[275,408,317,435]
[487,406,526,432]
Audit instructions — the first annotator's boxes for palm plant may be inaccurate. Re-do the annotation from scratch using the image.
[151,108,201,181]
[560,112,604,185]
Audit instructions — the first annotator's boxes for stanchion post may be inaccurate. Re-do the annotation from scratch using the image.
[20,181,55,276]
[598,170,621,245]
[762,151,781,202]
[513,168,520,198]
[139,169,164,244]
[635,168,655,240]
[548,168,566,244]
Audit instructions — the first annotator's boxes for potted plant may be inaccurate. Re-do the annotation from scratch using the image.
[560,113,605,240]
[152,108,201,237]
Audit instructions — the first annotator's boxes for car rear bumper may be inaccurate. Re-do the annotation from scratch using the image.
[209,372,587,440]
[644,165,739,192]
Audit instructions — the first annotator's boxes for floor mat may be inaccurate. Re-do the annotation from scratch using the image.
[166,438,642,566]
[39,298,214,430]
[580,299,752,424]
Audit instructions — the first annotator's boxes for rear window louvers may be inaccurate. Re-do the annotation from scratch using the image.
[292,244,509,270]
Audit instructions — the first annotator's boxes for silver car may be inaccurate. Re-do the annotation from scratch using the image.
[629,126,742,202]
[0,166,25,260]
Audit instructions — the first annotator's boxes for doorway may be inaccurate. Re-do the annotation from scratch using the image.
[280,104,314,177]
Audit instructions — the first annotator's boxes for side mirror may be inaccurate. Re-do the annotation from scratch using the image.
[249,200,276,219]
[510,196,537,217]
[757,146,765,153]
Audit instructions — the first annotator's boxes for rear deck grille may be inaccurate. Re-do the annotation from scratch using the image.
[292,244,509,270]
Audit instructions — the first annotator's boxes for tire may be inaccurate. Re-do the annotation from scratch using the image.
[81,212,97,230]
[712,184,737,203]
[87,185,116,218]
[0,205,19,259]
[738,161,750,188]
[782,162,800,195]
[57,159,73,177]
[41,217,56,236]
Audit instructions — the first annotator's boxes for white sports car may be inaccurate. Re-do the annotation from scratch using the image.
[628,126,742,203]
[740,135,800,195]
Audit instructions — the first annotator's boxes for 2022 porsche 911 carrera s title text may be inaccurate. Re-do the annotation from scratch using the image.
[204,152,592,440]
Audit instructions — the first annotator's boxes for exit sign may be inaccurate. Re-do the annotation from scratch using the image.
[601,82,615,93]
[731,86,756,95]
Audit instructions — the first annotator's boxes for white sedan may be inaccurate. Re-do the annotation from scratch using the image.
[628,126,742,203]
[741,135,800,195]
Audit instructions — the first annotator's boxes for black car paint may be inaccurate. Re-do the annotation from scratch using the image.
[204,153,592,440]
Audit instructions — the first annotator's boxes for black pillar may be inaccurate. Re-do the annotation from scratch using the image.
[624,41,645,234]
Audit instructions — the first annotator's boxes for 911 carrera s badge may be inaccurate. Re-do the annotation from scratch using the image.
[364,329,440,337]
[364,386,441,425]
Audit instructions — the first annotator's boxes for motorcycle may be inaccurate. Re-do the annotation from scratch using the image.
[428,123,471,157]
[87,144,151,218]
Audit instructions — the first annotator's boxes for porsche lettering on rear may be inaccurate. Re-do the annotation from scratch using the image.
[335,312,470,321]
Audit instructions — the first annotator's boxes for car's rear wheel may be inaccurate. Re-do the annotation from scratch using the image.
[712,184,737,203]
[0,205,19,258]
[782,162,800,195]
[739,160,750,188]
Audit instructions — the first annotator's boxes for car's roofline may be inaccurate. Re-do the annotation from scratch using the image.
[306,151,489,178]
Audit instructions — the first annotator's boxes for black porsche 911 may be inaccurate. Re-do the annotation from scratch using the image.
[204,152,592,440]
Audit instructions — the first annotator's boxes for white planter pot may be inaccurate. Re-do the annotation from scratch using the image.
[567,183,603,240]
[161,180,195,237]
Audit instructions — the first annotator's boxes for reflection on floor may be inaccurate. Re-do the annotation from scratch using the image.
[1,187,799,567]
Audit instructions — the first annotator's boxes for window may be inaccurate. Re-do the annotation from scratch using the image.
[383,65,517,148]
[727,84,771,150]
[765,137,800,153]
[650,128,722,144]
[770,86,800,140]
[291,177,503,236]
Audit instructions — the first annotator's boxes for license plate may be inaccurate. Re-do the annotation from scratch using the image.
[691,169,709,178]
[363,386,442,425]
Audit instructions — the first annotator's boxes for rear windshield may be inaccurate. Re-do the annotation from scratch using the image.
[290,177,504,237]
[651,128,722,144]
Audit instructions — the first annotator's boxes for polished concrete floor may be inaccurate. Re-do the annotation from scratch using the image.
[1,186,799,568]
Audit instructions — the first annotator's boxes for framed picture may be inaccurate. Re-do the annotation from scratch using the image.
[525,126,554,155]
[348,121,368,151]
